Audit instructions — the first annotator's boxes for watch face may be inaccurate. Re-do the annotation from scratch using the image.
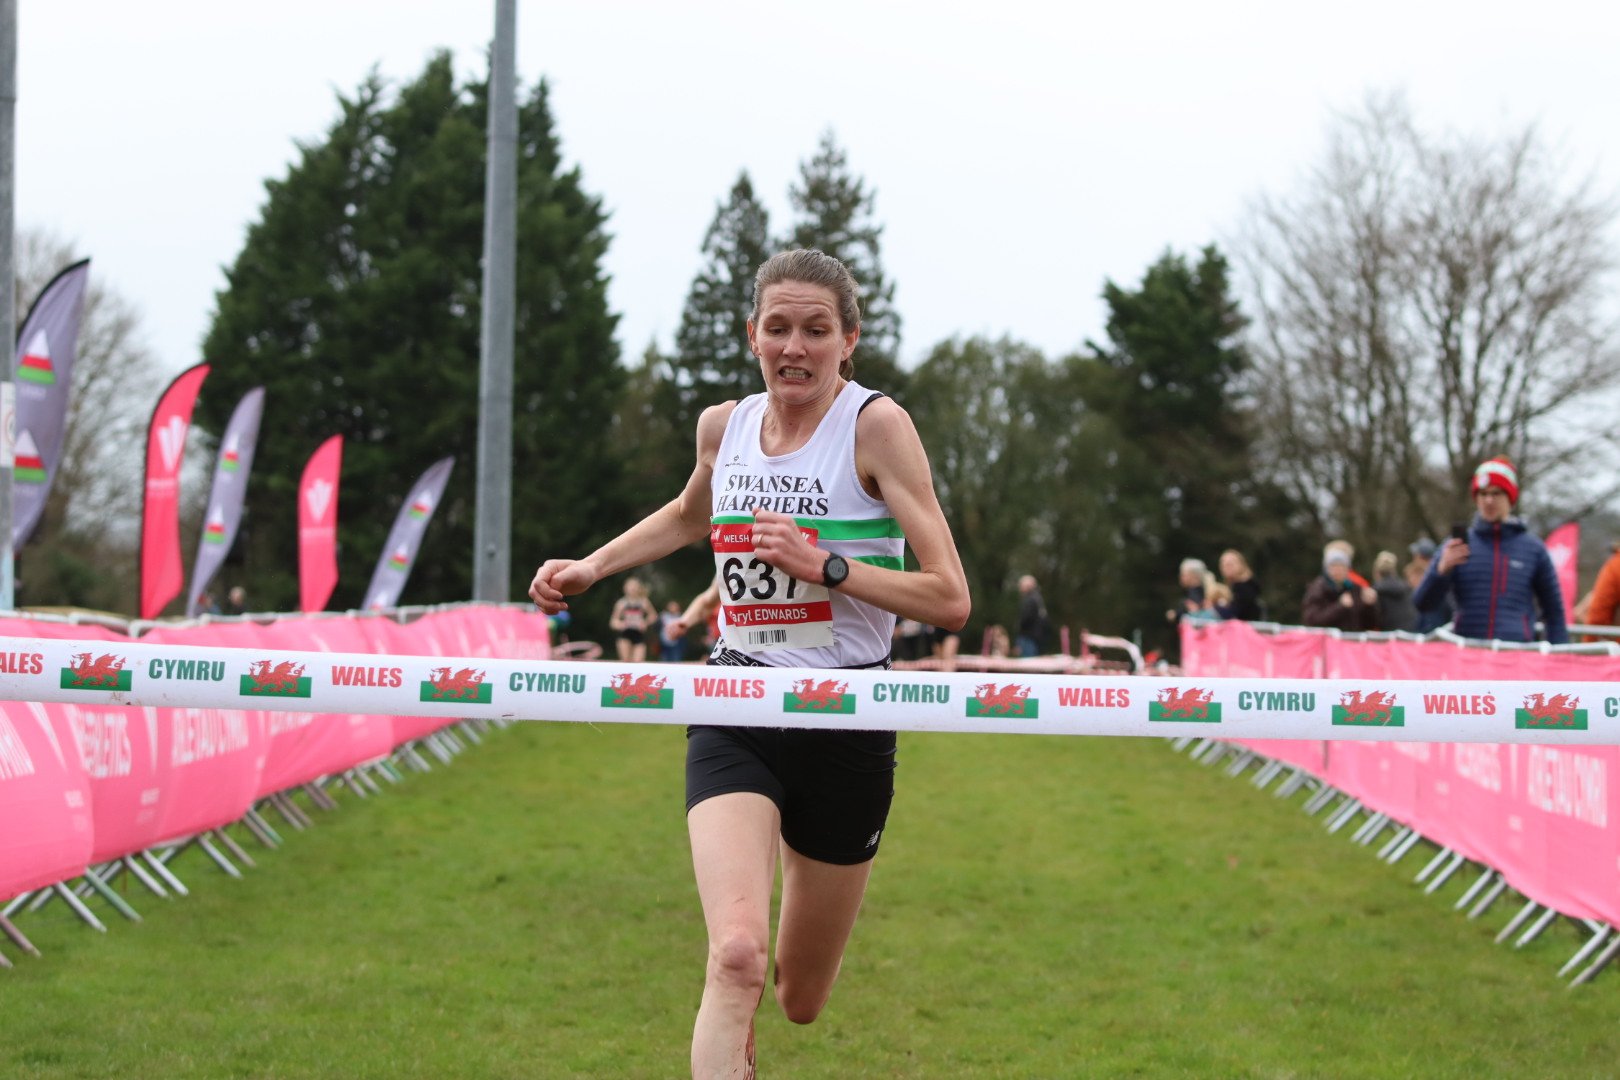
[825,554,849,587]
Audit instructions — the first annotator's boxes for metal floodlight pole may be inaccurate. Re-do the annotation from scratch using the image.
[472,0,518,603]
[0,0,16,612]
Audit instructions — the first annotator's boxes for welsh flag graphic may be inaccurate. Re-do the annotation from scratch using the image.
[18,330,55,385]
[408,492,434,519]
[202,508,228,544]
[388,545,410,570]
[221,433,241,472]
[14,430,45,484]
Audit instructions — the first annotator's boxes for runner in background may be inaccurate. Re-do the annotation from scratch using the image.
[530,249,969,1080]
[609,577,657,662]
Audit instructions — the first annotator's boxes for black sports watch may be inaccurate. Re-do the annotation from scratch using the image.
[821,552,850,589]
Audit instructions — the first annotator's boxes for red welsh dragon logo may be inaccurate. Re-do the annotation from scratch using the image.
[1156,686,1215,721]
[245,660,306,693]
[67,652,127,687]
[1521,693,1581,727]
[972,683,1032,715]
[1339,690,1397,725]
[427,667,487,700]
[608,672,667,706]
[791,678,849,710]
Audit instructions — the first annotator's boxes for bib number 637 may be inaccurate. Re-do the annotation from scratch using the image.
[722,556,802,602]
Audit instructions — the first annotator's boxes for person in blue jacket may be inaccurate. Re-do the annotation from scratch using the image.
[1413,457,1568,643]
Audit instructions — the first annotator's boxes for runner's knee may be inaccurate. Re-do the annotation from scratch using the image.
[708,929,769,996]
[774,966,835,1025]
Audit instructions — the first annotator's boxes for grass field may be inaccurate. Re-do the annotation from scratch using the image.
[4,721,1618,1079]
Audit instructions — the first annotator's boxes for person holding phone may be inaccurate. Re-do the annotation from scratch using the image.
[1413,457,1568,643]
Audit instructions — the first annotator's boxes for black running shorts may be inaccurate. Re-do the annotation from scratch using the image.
[685,724,897,865]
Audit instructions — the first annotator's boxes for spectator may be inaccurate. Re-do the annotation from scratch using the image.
[1579,540,1620,640]
[930,623,961,672]
[1196,580,1233,623]
[984,624,1011,658]
[1324,539,1371,590]
[1015,574,1049,657]
[1217,549,1265,621]
[1405,538,1452,633]
[1302,544,1378,631]
[1373,550,1418,632]
[223,586,248,616]
[1166,558,1208,625]
[658,600,689,663]
[1413,457,1568,644]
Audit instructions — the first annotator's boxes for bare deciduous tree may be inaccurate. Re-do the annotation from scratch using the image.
[1240,92,1620,552]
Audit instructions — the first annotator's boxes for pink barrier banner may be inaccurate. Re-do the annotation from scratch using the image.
[0,605,550,898]
[1188,620,1620,925]
[0,700,93,902]
[249,618,395,795]
[1183,622,1329,775]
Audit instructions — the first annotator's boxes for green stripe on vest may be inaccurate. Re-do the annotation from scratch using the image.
[711,514,904,540]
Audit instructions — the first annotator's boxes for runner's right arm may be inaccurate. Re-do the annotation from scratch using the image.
[529,403,734,614]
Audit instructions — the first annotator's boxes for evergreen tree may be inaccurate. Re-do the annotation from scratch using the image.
[786,132,906,396]
[198,53,627,618]
[620,173,775,601]
[1076,246,1318,646]
[669,172,772,435]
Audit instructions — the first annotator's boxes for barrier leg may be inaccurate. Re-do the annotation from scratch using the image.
[1376,825,1412,860]
[1514,906,1560,949]
[456,719,484,745]
[399,742,435,772]
[421,734,455,765]
[1453,869,1497,912]
[1223,749,1257,777]
[302,782,340,812]
[1422,852,1468,894]
[1250,760,1285,789]
[1302,785,1341,815]
[241,808,282,848]
[53,883,107,933]
[195,834,244,879]
[1496,900,1540,944]
[269,792,312,830]
[1,891,32,918]
[1415,846,1454,884]
[1350,811,1389,845]
[79,867,141,923]
[142,849,190,897]
[1325,799,1365,834]
[1467,876,1509,920]
[212,828,257,870]
[0,946,9,968]
[121,855,170,899]
[1557,923,1610,978]
[1275,769,1314,799]
[1571,934,1620,986]
[0,912,39,956]
[1383,829,1424,865]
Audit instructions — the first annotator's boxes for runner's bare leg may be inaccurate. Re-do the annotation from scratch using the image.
[772,842,873,1024]
[689,793,779,1079]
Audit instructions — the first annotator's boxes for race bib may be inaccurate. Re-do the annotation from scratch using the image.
[711,519,833,652]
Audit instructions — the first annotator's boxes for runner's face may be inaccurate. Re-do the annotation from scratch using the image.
[747,282,858,401]
[1474,485,1512,523]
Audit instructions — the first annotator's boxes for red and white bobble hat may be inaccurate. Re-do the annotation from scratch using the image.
[1472,457,1520,505]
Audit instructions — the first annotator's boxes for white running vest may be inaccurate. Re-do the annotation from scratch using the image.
[710,381,906,668]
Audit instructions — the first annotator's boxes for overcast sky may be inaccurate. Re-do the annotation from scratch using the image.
[16,1,1620,375]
